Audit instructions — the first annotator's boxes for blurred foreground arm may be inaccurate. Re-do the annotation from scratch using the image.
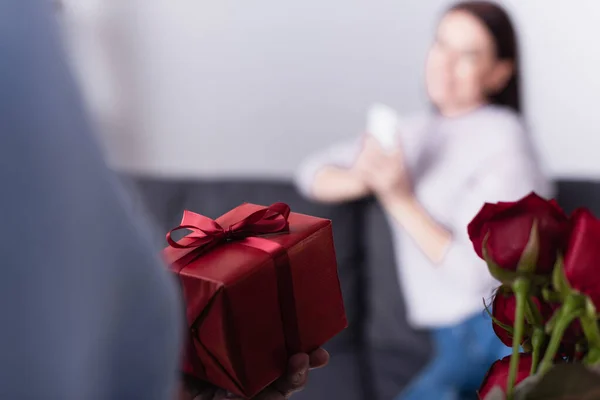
[0,1,180,398]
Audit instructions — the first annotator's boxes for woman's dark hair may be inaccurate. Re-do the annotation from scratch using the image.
[449,1,521,113]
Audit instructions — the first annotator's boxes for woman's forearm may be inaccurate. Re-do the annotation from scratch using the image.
[310,166,371,203]
[379,192,452,264]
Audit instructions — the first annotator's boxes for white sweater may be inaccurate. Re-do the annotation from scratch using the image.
[295,105,552,328]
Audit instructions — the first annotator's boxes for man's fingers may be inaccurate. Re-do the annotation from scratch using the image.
[283,353,310,391]
[308,348,329,369]
[264,353,309,398]
[223,351,327,400]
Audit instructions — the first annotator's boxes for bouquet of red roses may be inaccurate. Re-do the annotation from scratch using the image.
[470,193,600,400]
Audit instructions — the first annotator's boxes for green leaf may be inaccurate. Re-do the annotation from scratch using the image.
[551,255,571,300]
[488,264,523,285]
[525,296,543,327]
[517,220,540,274]
[542,286,562,303]
[580,297,600,353]
[585,296,598,321]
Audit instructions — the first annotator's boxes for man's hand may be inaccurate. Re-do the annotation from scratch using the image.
[178,348,330,400]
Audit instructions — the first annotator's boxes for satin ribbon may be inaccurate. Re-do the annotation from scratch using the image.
[166,202,291,269]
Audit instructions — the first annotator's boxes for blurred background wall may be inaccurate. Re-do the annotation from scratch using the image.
[58,0,600,181]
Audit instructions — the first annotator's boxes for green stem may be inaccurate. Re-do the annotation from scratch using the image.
[525,296,543,326]
[581,315,600,348]
[581,298,600,351]
[525,295,545,375]
[585,347,600,365]
[507,278,529,400]
[542,286,563,303]
[581,309,600,365]
[544,310,558,333]
[530,328,546,374]
[538,295,581,375]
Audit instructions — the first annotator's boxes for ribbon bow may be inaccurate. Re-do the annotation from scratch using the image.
[166,203,291,260]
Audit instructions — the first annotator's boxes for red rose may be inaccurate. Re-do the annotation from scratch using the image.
[478,354,532,399]
[492,291,551,347]
[492,291,517,346]
[468,192,568,274]
[564,208,600,309]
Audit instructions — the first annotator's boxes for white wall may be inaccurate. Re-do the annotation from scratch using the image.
[59,0,600,180]
[504,0,600,179]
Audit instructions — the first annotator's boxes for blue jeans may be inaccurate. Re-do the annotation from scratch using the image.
[395,312,511,400]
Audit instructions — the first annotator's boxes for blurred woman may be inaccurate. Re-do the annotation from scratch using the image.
[295,1,551,399]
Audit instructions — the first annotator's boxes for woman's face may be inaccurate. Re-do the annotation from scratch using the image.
[425,10,513,116]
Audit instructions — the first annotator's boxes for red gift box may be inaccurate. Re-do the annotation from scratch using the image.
[163,202,347,398]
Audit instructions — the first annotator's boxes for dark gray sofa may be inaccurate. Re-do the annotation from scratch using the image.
[123,176,599,400]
